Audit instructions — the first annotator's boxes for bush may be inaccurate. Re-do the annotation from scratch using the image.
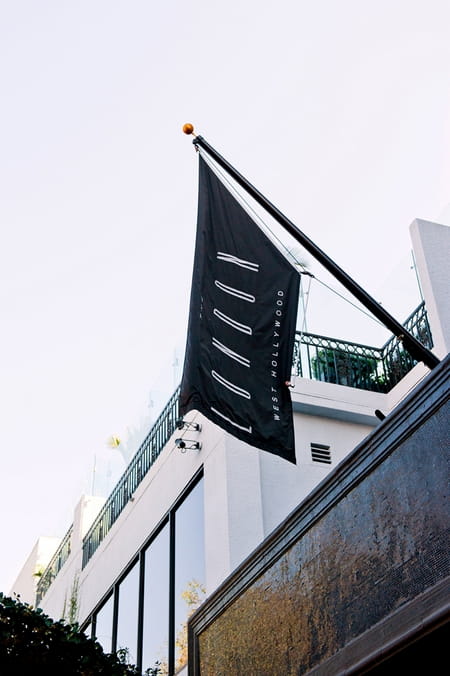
[311,347,384,391]
[0,593,140,675]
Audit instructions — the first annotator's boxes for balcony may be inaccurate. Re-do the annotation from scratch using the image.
[35,526,73,607]
[292,301,432,393]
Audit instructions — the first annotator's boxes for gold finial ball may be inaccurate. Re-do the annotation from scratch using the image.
[183,123,194,135]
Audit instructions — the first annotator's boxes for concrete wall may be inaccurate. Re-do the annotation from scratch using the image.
[9,536,61,606]
[35,495,105,622]
[410,219,450,358]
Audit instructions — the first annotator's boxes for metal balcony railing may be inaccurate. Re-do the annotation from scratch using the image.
[39,302,432,596]
[292,302,433,392]
[35,526,73,607]
[81,386,180,569]
[381,301,433,389]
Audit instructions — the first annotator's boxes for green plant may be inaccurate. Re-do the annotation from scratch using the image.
[311,348,382,390]
[0,593,141,675]
[62,574,80,624]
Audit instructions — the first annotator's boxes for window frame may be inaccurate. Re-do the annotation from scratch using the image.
[82,467,205,675]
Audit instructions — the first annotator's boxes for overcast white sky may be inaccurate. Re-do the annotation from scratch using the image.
[1,1,449,593]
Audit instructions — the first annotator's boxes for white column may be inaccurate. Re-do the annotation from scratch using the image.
[410,219,450,358]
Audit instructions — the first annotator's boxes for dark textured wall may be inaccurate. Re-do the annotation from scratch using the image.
[190,359,449,676]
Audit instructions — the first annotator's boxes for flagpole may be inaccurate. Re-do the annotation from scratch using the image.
[182,124,439,370]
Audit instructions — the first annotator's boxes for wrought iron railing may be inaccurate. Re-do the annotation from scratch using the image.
[81,386,180,568]
[36,526,73,606]
[293,333,384,391]
[380,301,433,390]
[39,302,433,595]
[292,302,433,392]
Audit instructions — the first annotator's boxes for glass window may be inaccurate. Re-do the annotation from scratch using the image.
[83,622,92,639]
[174,479,205,672]
[116,559,140,666]
[94,593,114,653]
[88,473,204,674]
[142,523,170,675]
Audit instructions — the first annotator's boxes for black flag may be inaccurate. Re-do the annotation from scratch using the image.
[179,157,300,463]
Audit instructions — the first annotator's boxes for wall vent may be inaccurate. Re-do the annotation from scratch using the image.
[311,443,331,464]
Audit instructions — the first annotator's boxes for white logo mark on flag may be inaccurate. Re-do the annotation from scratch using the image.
[216,252,259,272]
[211,370,251,399]
[212,337,250,367]
[210,407,252,433]
[214,280,255,303]
[213,309,252,335]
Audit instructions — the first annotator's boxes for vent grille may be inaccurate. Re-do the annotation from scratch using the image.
[311,442,331,464]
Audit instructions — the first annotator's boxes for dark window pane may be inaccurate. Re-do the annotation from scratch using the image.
[174,479,205,671]
[142,523,170,674]
[95,593,114,653]
[116,560,140,666]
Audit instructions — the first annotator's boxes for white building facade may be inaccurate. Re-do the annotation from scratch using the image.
[10,219,449,676]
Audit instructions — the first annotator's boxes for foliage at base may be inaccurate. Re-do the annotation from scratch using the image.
[0,593,140,675]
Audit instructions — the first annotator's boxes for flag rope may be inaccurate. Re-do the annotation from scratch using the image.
[200,149,385,330]
[199,150,309,273]
[190,132,439,370]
